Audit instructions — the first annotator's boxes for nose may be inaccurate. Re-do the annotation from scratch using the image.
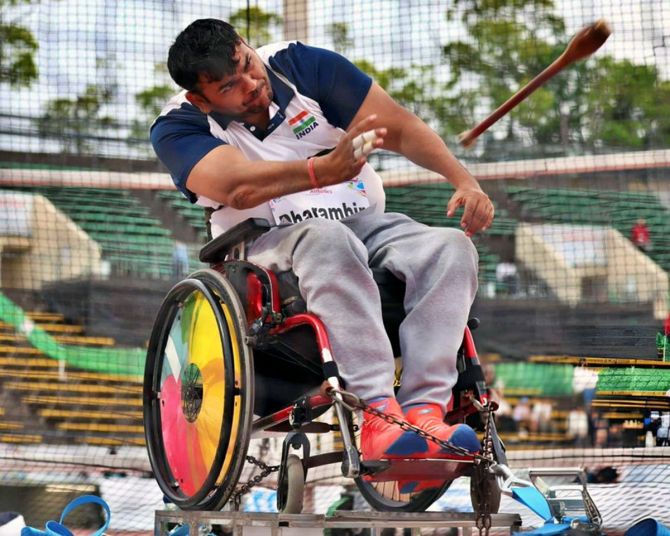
[242,74,259,93]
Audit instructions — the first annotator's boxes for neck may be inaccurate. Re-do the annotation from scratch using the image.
[244,109,270,129]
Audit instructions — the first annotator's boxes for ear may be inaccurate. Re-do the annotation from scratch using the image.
[186,91,210,113]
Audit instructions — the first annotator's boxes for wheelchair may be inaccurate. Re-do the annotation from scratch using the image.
[143,218,507,514]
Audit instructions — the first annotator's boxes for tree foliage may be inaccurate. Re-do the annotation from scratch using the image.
[0,0,39,87]
[37,84,117,154]
[130,3,669,159]
[328,22,353,55]
[130,63,176,147]
[229,6,282,48]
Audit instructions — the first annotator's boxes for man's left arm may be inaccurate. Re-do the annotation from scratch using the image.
[348,82,494,236]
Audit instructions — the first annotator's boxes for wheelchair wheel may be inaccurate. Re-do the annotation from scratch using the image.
[348,413,450,512]
[144,269,254,510]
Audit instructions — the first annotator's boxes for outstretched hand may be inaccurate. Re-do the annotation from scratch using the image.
[315,114,386,185]
[447,188,494,237]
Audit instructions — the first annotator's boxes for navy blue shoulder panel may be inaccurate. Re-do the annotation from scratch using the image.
[268,43,372,130]
[150,102,227,202]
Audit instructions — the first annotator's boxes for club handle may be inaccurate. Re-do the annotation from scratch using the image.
[459,19,611,148]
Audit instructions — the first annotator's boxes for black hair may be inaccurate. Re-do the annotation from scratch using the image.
[167,19,242,92]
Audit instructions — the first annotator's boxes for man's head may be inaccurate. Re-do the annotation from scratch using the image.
[168,18,273,118]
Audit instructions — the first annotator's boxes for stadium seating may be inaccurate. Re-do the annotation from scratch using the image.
[386,184,518,237]
[157,190,209,239]
[5,186,178,278]
[597,367,670,394]
[0,308,143,446]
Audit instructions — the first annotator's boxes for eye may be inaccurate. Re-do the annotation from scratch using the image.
[245,55,251,70]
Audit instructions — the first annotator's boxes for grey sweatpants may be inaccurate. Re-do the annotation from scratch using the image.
[247,211,479,409]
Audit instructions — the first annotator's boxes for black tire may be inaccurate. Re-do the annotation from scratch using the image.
[143,269,254,510]
[347,412,451,512]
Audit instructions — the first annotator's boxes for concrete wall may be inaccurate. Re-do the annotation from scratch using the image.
[1,194,102,290]
[516,223,668,319]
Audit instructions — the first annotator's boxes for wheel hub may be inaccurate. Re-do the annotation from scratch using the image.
[181,363,203,422]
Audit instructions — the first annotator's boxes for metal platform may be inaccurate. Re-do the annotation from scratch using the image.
[155,510,523,536]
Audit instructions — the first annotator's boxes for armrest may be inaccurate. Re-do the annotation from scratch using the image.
[199,218,272,263]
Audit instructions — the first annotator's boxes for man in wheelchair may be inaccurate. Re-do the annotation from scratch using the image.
[151,19,494,465]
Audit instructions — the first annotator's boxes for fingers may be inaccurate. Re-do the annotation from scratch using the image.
[447,195,463,218]
[462,198,495,236]
[460,198,479,236]
[353,129,382,159]
[348,114,378,138]
[327,115,386,184]
[348,115,385,159]
[448,190,495,236]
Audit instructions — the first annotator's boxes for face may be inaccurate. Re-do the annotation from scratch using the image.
[188,42,273,119]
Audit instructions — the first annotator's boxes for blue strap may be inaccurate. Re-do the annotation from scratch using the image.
[21,495,110,536]
[43,521,73,536]
[21,529,47,536]
[511,487,553,521]
[59,495,110,530]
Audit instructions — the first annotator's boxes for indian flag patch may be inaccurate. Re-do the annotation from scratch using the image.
[289,110,319,139]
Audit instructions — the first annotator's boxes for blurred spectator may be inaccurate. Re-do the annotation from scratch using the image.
[657,412,669,446]
[630,218,652,252]
[513,396,532,434]
[607,423,624,447]
[483,364,516,432]
[567,407,590,447]
[531,400,553,434]
[483,363,505,406]
[495,261,520,295]
[172,241,190,278]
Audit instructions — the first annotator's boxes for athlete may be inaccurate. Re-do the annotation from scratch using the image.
[151,18,495,466]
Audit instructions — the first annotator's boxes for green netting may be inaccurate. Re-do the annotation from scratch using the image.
[597,367,670,392]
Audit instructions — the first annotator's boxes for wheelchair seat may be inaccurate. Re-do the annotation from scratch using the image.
[198,218,407,416]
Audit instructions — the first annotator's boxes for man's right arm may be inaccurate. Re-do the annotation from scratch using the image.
[186,144,316,208]
[152,108,383,208]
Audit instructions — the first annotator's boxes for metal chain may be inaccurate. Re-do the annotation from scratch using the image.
[231,454,280,511]
[475,403,495,536]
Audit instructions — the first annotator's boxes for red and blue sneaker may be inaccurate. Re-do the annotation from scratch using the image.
[404,403,481,455]
[360,397,431,461]
[398,403,481,493]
